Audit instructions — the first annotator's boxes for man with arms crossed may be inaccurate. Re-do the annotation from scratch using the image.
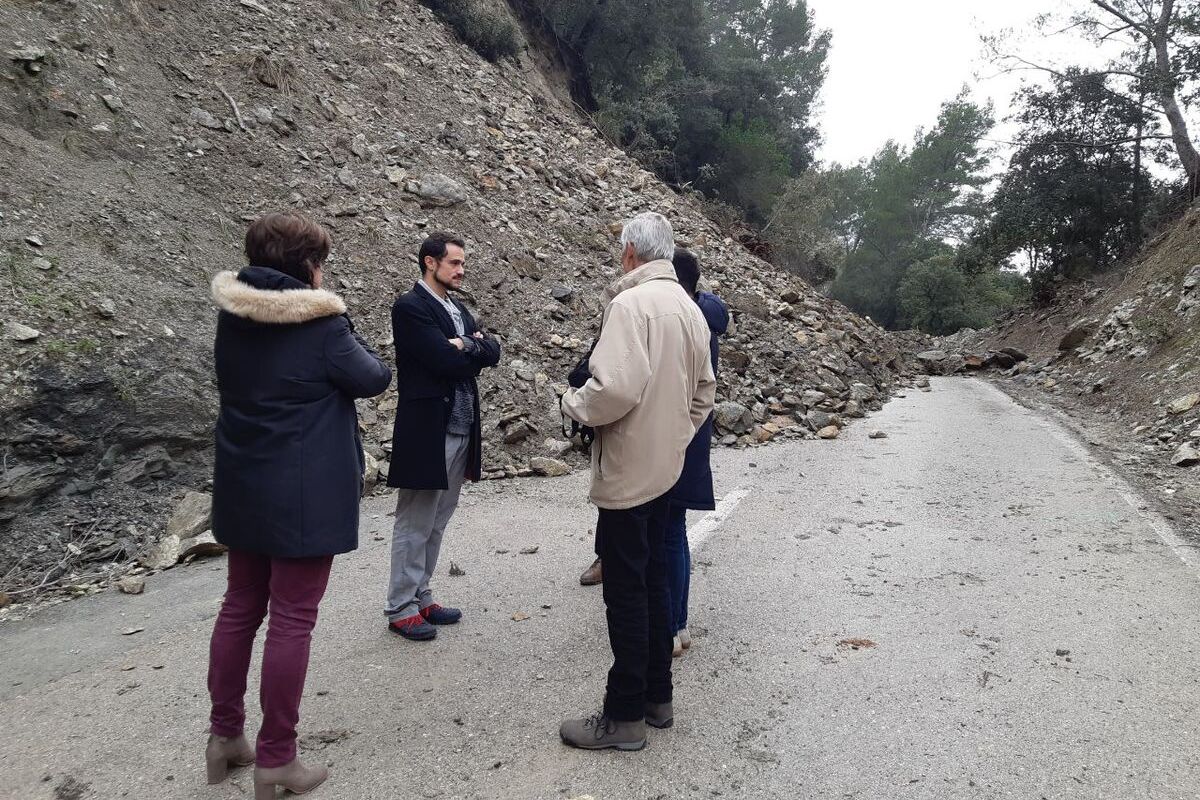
[558,212,717,750]
[385,232,501,641]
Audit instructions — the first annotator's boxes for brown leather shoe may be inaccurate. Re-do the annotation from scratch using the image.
[205,733,254,784]
[579,557,602,586]
[253,758,329,798]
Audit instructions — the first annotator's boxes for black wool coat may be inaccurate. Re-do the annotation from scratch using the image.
[669,291,730,511]
[211,266,392,558]
[386,283,501,490]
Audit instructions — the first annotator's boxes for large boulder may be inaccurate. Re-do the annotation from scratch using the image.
[1167,393,1199,415]
[987,351,1018,370]
[916,350,964,376]
[530,457,571,477]
[1177,265,1200,316]
[1172,444,1199,467]
[713,401,753,435]
[1058,323,1095,352]
[405,173,468,207]
[167,491,212,540]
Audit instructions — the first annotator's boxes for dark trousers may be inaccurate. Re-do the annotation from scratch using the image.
[665,503,690,634]
[207,550,333,767]
[596,493,673,721]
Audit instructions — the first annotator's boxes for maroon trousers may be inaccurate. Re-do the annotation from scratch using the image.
[207,550,333,767]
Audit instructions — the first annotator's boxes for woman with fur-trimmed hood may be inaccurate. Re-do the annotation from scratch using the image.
[204,213,391,798]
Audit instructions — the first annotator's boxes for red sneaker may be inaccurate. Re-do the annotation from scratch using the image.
[388,614,437,641]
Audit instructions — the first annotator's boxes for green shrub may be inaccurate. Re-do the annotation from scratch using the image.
[421,0,521,62]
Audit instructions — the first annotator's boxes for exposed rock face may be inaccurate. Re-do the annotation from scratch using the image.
[0,0,915,594]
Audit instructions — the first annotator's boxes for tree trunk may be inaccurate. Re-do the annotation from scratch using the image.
[1151,1,1200,192]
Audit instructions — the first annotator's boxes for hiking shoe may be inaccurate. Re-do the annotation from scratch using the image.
[388,614,437,641]
[559,711,646,751]
[420,604,462,625]
[644,701,674,729]
[579,557,602,586]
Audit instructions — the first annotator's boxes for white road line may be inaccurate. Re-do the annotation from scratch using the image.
[982,380,1200,579]
[688,487,751,553]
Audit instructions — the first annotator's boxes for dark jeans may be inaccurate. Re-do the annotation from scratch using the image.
[596,493,673,721]
[208,550,333,767]
[665,503,690,634]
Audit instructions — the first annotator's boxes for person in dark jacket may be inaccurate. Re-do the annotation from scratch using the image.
[206,213,391,799]
[575,249,730,617]
[664,248,728,657]
[384,232,501,641]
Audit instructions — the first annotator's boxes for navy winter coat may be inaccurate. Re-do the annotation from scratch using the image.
[211,266,392,558]
[386,283,501,490]
[669,291,730,511]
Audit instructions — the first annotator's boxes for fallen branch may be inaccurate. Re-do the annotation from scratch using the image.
[216,83,247,132]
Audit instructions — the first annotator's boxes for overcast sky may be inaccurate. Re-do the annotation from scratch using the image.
[806,0,1092,166]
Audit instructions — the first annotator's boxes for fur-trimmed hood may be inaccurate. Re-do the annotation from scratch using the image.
[212,270,347,324]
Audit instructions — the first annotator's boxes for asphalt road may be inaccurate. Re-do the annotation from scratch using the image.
[1,378,1198,800]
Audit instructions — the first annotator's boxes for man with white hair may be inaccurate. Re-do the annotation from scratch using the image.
[558,212,717,751]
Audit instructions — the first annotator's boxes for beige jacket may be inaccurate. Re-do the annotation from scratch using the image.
[562,260,717,510]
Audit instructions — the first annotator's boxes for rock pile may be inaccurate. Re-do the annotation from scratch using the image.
[0,0,915,599]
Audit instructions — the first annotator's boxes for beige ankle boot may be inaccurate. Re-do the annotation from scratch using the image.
[205,733,254,784]
[253,758,329,798]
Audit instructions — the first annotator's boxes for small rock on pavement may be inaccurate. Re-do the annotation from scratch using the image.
[6,321,40,341]
[1172,444,1200,467]
[869,430,888,439]
[530,457,571,477]
[117,576,145,595]
[817,425,840,440]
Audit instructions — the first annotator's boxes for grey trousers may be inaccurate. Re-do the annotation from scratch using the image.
[385,433,470,622]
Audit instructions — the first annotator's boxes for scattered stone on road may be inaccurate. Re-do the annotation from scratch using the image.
[116,576,145,595]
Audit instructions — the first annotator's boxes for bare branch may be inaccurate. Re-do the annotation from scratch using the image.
[988,53,1167,114]
[982,134,1174,148]
[1091,0,1152,35]
[216,83,247,132]
[1099,22,1136,41]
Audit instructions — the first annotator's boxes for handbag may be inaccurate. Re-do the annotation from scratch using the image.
[561,339,597,447]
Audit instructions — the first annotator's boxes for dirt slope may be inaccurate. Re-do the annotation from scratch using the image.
[930,206,1200,533]
[0,0,913,601]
